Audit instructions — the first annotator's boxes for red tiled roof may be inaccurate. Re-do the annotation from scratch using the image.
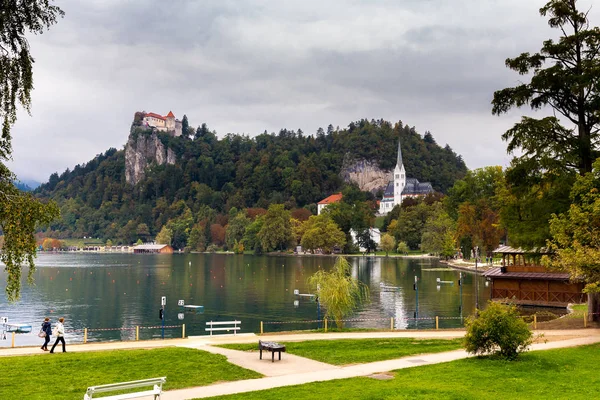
[318,193,343,205]
[483,267,571,281]
[145,112,165,120]
[166,111,175,118]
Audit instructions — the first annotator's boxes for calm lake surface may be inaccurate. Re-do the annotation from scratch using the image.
[1,253,489,347]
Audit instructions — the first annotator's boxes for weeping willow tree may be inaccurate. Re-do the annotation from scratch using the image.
[307,256,369,329]
[1,1,62,301]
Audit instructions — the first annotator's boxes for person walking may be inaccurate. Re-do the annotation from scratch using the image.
[50,317,66,353]
[40,317,52,351]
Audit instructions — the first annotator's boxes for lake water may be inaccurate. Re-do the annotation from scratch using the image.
[1,253,489,347]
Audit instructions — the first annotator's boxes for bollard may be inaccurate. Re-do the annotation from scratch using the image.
[11,332,15,348]
[435,316,439,330]
[136,326,139,341]
[391,317,394,331]
[182,324,186,339]
[533,314,537,330]
[324,318,328,333]
[84,328,88,344]
[260,321,263,335]
[584,313,588,328]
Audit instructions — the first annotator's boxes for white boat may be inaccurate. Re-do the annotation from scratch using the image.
[5,323,33,333]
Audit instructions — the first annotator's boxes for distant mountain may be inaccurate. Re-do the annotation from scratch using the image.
[15,178,41,190]
[14,181,33,192]
[35,118,468,242]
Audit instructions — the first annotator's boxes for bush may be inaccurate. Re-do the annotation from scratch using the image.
[464,302,532,360]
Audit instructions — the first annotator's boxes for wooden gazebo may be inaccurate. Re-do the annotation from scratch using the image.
[483,246,586,308]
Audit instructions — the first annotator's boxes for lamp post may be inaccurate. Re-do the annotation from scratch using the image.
[475,249,480,316]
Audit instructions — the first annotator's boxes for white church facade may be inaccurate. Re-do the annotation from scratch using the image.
[378,139,434,215]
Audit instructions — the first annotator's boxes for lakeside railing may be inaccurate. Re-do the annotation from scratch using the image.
[3,312,598,348]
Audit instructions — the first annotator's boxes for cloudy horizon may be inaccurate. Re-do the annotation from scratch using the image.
[8,0,599,184]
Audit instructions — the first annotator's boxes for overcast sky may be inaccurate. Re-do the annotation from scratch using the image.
[8,0,600,183]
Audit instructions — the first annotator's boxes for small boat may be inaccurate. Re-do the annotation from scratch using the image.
[5,323,33,333]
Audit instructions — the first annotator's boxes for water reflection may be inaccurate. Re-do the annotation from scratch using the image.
[1,253,489,346]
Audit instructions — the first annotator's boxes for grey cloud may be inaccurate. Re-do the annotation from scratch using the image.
[9,0,600,181]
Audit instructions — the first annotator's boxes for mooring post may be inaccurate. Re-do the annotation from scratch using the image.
[260,321,263,335]
[533,314,537,330]
[324,318,328,333]
[390,317,394,331]
[136,326,139,341]
[435,316,439,330]
[182,324,186,338]
[84,328,88,343]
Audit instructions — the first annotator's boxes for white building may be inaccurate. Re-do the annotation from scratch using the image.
[379,139,433,215]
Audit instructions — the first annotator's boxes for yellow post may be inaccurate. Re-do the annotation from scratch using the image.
[533,314,537,330]
[324,318,328,333]
[11,332,15,348]
[260,321,263,335]
[136,326,139,341]
[390,317,394,331]
[84,328,88,344]
[584,313,588,328]
[182,324,186,339]
[435,316,439,330]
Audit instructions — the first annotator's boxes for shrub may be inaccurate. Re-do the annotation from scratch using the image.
[464,301,532,360]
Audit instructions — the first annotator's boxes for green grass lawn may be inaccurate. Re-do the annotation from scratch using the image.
[208,344,600,400]
[571,304,587,313]
[0,347,261,400]
[218,338,463,365]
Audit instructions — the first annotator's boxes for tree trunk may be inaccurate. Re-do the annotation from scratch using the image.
[589,292,600,322]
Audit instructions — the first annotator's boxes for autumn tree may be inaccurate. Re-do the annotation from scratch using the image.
[307,256,369,329]
[421,205,456,258]
[0,1,63,301]
[155,226,172,245]
[300,214,346,254]
[397,241,409,255]
[257,204,292,252]
[380,233,395,256]
[492,0,600,246]
[544,159,600,320]
[225,212,250,249]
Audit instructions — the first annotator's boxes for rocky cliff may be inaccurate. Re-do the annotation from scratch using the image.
[125,131,176,185]
[340,155,391,194]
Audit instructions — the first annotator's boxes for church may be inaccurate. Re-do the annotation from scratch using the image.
[378,139,434,215]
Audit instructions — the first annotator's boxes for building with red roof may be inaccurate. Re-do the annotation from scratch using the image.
[317,193,343,215]
[141,111,182,136]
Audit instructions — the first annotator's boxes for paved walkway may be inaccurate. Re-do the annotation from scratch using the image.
[159,334,600,400]
[2,329,599,399]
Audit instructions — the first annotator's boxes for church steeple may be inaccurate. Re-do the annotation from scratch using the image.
[396,138,403,167]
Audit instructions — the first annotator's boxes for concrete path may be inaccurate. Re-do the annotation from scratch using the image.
[158,334,600,400]
[2,329,600,399]
[181,344,335,377]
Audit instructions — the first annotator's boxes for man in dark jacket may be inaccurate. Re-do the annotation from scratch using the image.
[41,317,52,351]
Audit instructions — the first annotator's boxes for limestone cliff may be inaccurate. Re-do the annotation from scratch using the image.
[125,131,176,185]
[340,155,390,194]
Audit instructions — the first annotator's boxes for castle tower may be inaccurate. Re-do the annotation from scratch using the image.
[165,111,176,131]
[393,139,406,207]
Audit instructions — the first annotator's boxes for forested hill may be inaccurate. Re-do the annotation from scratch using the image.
[35,119,467,241]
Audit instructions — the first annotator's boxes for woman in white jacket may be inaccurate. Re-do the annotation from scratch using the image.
[50,317,66,353]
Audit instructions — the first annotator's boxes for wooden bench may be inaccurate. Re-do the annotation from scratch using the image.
[84,377,166,400]
[259,340,286,362]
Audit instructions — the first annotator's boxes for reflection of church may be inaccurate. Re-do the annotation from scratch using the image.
[379,139,434,215]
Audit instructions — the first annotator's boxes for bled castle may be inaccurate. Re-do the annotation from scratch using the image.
[140,111,183,137]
